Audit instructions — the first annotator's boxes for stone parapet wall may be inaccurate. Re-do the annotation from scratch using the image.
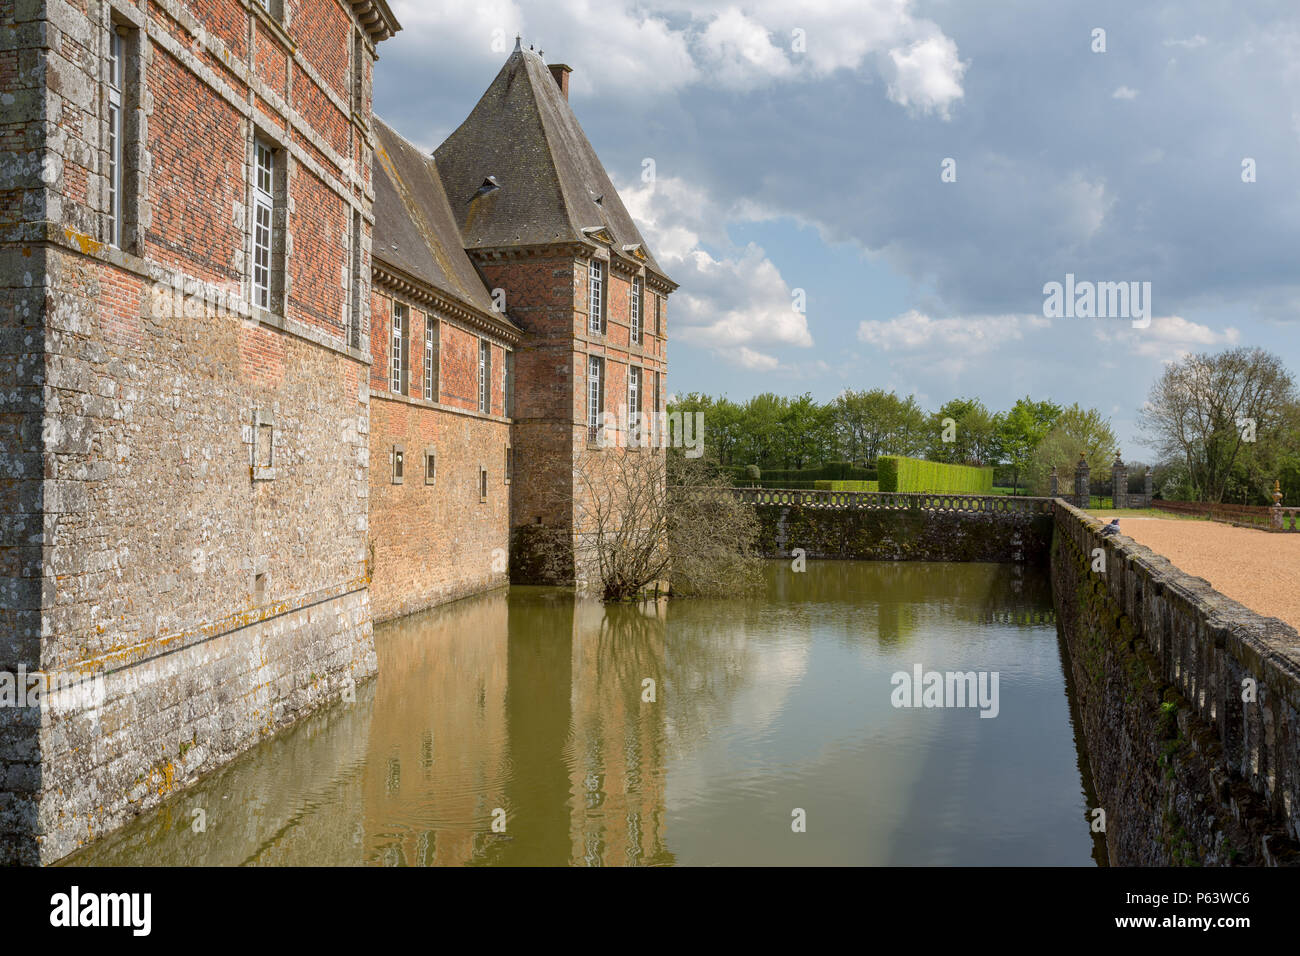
[748,491,1056,563]
[1051,500,1300,865]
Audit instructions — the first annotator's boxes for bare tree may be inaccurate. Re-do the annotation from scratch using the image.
[526,442,761,601]
[1139,347,1296,503]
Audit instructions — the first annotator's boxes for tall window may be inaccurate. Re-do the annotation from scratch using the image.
[478,340,491,414]
[503,350,515,418]
[252,140,276,310]
[587,356,604,443]
[630,277,642,345]
[424,314,438,401]
[628,365,642,445]
[652,370,662,453]
[588,259,604,334]
[106,30,124,248]
[391,303,407,393]
[652,293,660,337]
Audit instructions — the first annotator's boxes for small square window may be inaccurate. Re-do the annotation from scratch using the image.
[479,466,488,502]
[251,409,276,481]
[505,445,513,484]
[392,444,404,484]
[425,448,437,485]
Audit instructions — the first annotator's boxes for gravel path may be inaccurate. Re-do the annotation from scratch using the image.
[1102,517,1300,631]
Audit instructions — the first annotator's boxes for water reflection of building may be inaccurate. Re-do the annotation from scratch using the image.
[360,588,673,866]
[566,601,672,866]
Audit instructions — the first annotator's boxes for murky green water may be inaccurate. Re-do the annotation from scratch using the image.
[64,561,1104,866]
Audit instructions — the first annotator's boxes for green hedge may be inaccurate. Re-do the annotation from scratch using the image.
[728,462,877,484]
[877,456,994,494]
[814,480,880,492]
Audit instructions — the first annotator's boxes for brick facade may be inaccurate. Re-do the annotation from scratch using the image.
[0,6,671,863]
[0,0,398,864]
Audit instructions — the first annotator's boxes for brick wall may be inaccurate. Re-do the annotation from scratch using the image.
[0,0,392,864]
[366,285,515,621]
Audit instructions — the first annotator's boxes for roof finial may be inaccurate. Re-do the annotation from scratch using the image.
[513,35,521,52]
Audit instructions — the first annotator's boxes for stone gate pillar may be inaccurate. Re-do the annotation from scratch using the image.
[1143,468,1153,507]
[1111,452,1127,510]
[1049,466,1059,497]
[1074,454,1090,508]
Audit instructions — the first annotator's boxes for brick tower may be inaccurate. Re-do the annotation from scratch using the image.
[433,40,676,584]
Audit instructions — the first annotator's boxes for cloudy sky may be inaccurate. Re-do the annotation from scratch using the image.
[374,0,1300,451]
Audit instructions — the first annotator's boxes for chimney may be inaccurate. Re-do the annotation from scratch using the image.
[549,63,572,100]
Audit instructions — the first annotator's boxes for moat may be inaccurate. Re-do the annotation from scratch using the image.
[63,561,1105,866]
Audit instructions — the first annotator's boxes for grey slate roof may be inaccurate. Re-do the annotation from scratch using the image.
[433,46,672,283]
[371,117,503,318]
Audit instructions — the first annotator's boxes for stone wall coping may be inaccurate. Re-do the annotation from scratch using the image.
[1056,499,1300,712]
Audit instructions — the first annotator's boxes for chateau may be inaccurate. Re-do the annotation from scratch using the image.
[0,0,672,864]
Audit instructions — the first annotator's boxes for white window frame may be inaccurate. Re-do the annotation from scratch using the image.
[252,140,276,311]
[391,303,406,393]
[478,339,490,414]
[424,314,437,401]
[587,355,603,443]
[106,30,124,248]
[588,258,604,335]
[630,277,642,345]
[628,365,641,445]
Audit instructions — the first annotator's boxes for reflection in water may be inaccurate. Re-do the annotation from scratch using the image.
[64,561,1102,866]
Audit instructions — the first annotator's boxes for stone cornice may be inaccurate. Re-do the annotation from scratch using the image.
[467,240,593,262]
[372,260,522,344]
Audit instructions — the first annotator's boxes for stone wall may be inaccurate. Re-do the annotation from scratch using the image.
[0,0,394,864]
[750,491,1056,564]
[1051,501,1300,865]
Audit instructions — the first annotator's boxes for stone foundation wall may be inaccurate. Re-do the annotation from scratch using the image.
[1051,501,1300,865]
[752,493,1055,564]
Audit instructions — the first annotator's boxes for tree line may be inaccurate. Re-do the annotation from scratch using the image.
[668,346,1299,503]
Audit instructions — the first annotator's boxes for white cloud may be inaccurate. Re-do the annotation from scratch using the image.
[857,310,1040,352]
[1112,86,1139,100]
[888,34,967,118]
[390,0,966,113]
[619,175,811,366]
[1096,315,1240,360]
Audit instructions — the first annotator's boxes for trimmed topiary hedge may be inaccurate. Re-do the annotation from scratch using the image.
[877,456,994,494]
[814,480,880,492]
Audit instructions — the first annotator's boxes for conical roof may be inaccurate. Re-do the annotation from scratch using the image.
[433,43,671,284]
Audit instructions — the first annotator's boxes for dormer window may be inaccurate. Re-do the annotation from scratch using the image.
[472,176,500,200]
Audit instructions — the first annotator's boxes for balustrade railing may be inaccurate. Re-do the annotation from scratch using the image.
[728,487,1055,514]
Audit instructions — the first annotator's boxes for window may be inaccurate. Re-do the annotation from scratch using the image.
[478,339,491,414]
[424,314,439,401]
[503,349,514,418]
[652,370,661,453]
[347,208,363,349]
[479,466,488,502]
[505,445,513,484]
[653,294,661,338]
[252,139,276,310]
[587,355,604,444]
[255,0,284,19]
[424,448,437,485]
[628,366,642,446]
[106,30,124,248]
[391,303,408,394]
[392,444,404,484]
[588,258,605,334]
[630,277,642,345]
